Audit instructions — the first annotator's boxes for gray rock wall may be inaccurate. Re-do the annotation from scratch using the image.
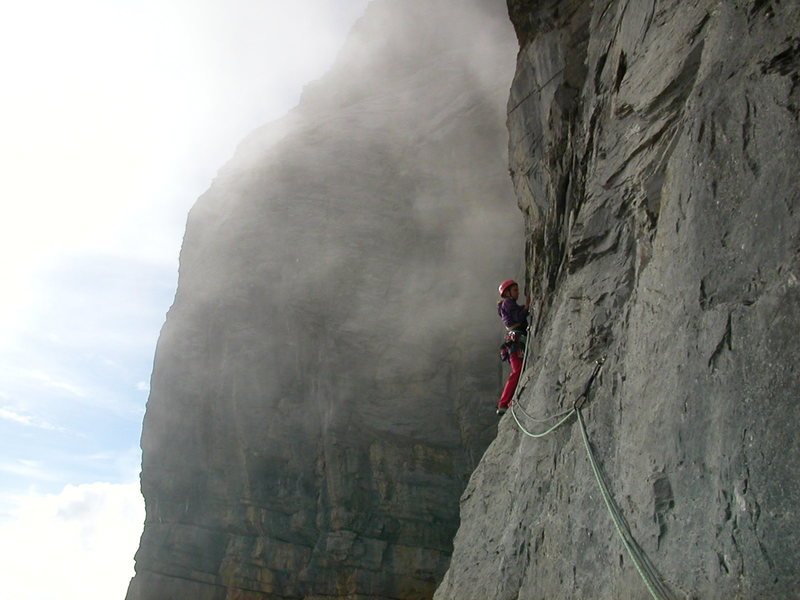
[435,1,800,599]
[126,1,521,599]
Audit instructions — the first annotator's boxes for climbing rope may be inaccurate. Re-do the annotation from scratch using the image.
[576,408,675,600]
[510,404,576,438]
[508,356,676,600]
[514,402,575,423]
[507,338,577,431]
[511,329,533,404]
[503,291,580,436]
[508,279,535,409]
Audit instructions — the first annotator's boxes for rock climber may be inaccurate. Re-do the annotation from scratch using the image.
[496,279,530,415]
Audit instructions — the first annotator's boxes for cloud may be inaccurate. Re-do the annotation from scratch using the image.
[0,482,144,600]
[0,459,61,481]
[0,407,61,431]
[135,381,150,392]
[22,370,86,398]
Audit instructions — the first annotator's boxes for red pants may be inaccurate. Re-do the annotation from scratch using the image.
[498,350,523,409]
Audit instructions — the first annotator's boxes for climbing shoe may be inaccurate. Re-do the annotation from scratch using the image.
[496,407,506,416]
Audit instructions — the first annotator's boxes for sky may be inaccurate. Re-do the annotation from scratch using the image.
[0,1,372,598]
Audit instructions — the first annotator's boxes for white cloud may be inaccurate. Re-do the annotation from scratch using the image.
[0,482,144,600]
[135,381,150,392]
[0,408,37,427]
[0,407,62,431]
[21,370,87,398]
[0,459,61,481]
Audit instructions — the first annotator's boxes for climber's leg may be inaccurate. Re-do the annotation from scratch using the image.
[498,349,523,410]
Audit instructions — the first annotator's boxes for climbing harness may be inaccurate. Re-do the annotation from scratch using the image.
[500,329,526,362]
[507,343,677,600]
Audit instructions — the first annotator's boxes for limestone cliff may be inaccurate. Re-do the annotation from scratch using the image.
[435,1,800,599]
[126,1,519,599]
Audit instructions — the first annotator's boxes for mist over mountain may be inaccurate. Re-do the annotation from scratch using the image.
[127,1,520,598]
[128,1,800,599]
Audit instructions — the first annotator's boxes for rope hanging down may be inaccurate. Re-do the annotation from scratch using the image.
[576,408,676,600]
[507,352,676,600]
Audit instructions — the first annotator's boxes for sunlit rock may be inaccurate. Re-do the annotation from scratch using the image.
[435,2,800,599]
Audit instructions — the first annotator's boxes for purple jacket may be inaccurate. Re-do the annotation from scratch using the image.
[497,298,529,330]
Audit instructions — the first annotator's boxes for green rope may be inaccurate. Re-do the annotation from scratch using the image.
[501,286,676,597]
[507,358,677,600]
[507,290,578,424]
[509,280,535,405]
[505,308,577,436]
[510,404,576,438]
[576,408,674,600]
[514,402,574,423]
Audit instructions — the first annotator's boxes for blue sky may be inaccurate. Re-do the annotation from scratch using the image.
[0,1,371,598]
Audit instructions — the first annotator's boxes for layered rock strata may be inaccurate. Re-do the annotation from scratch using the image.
[127,1,520,599]
[435,1,800,599]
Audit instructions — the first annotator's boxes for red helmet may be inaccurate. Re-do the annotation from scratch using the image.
[498,279,517,297]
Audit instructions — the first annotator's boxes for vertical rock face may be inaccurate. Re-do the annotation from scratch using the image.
[436,2,800,600]
[127,1,519,599]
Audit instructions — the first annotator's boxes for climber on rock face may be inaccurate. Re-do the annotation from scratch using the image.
[496,279,530,416]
